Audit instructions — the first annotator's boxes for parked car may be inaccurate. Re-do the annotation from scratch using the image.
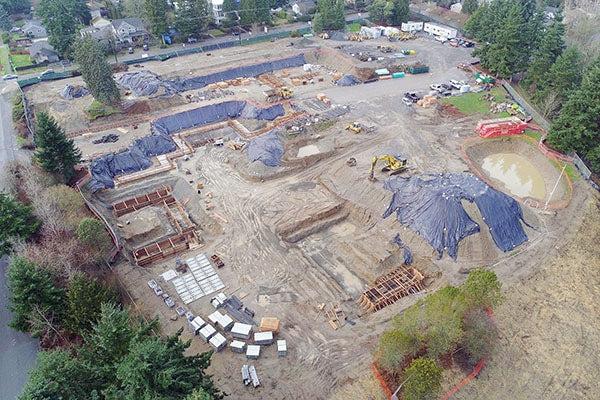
[439,90,452,97]
[403,92,420,102]
[402,97,413,106]
[449,79,465,90]
[430,83,443,91]
[448,39,459,47]
[441,83,453,91]
[147,279,158,289]
[128,47,134,54]
[435,35,447,43]
[462,41,474,48]
[2,74,18,80]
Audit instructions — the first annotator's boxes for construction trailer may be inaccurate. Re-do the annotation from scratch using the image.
[423,22,458,39]
[401,21,423,32]
[358,267,425,313]
[475,116,528,138]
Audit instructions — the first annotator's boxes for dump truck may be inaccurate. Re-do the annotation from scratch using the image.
[369,155,408,180]
[264,86,293,103]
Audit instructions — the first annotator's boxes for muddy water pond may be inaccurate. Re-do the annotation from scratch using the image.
[481,153,547,200]
[297,144,321,158]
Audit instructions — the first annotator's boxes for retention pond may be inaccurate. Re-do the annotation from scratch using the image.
[481,153,547,200]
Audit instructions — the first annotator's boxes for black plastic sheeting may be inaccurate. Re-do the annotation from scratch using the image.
[392,234,413,266]
[89,100,283,191]
[336,74,361,86]
[246,131,284,167]
[168,54,306,92]
[116,71,179,97]
[152,101,284,135]
[383,173,530,260]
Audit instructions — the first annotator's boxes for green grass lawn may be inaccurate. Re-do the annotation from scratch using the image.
[346,22,362,33]
[207,29,226,37]
[523,129,542,141]
[442,87,510,116]
[10,53,33,68]
[0,45,12,73]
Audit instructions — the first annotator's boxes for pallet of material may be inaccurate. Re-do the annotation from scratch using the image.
[259,317,280,333]
[358,267,424,313]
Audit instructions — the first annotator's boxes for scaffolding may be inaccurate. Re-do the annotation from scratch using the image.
[358,267,425,313]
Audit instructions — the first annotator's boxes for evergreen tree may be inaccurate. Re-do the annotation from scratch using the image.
[222,0,238,14]
[176,0,210,39]
[312,0,344,32]
[70,0,92,25]
[525,15,565,91]
[389,0,408,26]
[145,0,169,36]
[34,112,82,182]
[239,0,256,26]
[0,6,11,32]
[74,36,121,106]
[7,257,65,333]
[65,273,117,334]
[37,0,79,58]
[462,0,478,15]
[186,388,214,400]
[541,47,583,106]
[255,0,272,24]
[547,57,600,172]
[402,358,443,400]
[0,193,40,254]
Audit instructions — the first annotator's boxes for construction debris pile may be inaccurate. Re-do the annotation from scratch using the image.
[60,84,89,99]
[117,70,180,97]
[383,173,531,259]
[416,95,438,108]
[246,131,284,167]
[335,74,361,86]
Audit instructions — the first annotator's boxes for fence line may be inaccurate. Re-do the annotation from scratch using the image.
[501,81,551,131]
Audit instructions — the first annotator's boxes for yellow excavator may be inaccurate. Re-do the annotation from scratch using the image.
[369,155,408,181]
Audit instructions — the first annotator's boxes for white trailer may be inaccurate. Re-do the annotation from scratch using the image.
[423,22,458,39]
[401,21,424,32]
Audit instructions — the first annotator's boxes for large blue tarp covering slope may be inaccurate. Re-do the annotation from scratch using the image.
[383,173,530,260]
[88,101,284,191]
[246,131,284,167]
[169,54,306,92]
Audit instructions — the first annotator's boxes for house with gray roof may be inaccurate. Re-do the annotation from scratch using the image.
[22,20,48,39]
[111,18,149,44]
[29,40,59,64]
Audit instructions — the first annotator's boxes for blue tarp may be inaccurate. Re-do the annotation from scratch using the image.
[89,100,284,191]
[383,173,530,260]
[392,234,413,265]
[168,54,306,92]
[336,74,361,86]
[246,131,284,167]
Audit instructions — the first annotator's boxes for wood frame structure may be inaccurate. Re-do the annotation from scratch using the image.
[133,229,199,266]
[358,267,425,313]
[112,186,173,217]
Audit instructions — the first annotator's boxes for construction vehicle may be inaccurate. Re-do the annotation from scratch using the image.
[345,122,363,134]
[369,155,408,180]
[346,157,357,167]
[263,86,293,103]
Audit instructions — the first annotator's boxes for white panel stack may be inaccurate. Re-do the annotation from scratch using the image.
[199,324,217,342]
[171,273,204,304]
[246,345,260,360]
[187,254,225,298]
[209,333,227,352]
[188,316,206,335]
[231,323,252,340]
[230,340,246,353]
[254,331,274,345]
[277,340,287,357]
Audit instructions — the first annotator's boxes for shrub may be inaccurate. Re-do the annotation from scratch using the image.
[403,358,442,400]
[461,268,503,310]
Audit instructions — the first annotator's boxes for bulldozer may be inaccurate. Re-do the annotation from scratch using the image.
[369,155,408,181]
[345,122,363,134]
[264,86,293,103]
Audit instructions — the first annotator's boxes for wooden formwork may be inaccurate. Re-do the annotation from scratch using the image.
[112,186,173,217]
[358,267,425,313]
[132,228,199,266]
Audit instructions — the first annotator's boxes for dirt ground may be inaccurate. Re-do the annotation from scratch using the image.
[25,33,600,400]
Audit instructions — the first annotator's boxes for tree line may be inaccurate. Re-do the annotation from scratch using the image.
[465,0,600,173]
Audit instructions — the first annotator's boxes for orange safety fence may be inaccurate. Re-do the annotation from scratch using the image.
[371,363,393,399]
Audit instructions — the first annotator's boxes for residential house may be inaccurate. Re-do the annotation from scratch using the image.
[22,20,47,39]
[80,24,114,42]
[92,16,112,28]
[209,0,226,25]
[292,0,315,16]
[29,40,59,64]
[111,18,150,44]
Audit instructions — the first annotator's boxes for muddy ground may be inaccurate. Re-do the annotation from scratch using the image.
[27,34,599,400]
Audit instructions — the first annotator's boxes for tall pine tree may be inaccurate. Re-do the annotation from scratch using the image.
[239,0,256,26]
[312,0,344,32]
[525,15,565,91]
[34,112,82,182]
[145,0,169,36]
[547,57,600,172]
[74,36,121,106]
[255,0,271,24]
[176,0,210,39]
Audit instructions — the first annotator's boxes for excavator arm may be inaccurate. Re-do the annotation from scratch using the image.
[369,155,408,181]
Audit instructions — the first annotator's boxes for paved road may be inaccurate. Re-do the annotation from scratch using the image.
[0,85,39,400]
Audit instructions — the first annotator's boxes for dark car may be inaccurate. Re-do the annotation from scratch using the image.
[462,41,475,48]
[403,92,420,102]
[441,83,453,91]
